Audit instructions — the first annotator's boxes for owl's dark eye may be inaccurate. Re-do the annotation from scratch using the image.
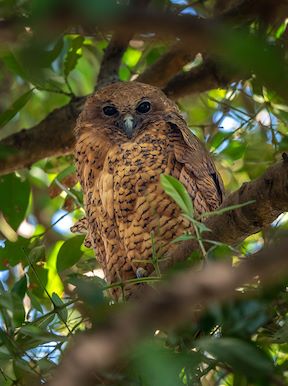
[136,101,151,114]
[103,105,118,116]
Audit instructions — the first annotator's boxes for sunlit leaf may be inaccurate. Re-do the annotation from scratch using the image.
[160,174,193,217]
[64,36,85,77]
[56,235,85,272]
[122,47,142,67]
[45,241,64,297]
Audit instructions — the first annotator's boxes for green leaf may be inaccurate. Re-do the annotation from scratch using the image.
[171,233,194,244]
[51,292,68,323]
[134,341,203,386]
[12,294,25,327]
[68,275,106,307]
[16,325,64,351]
[0,237,29,270]
[275,19,288,39]
[160,174,193,217]
[56,235,85,272]
[2,51,27,79]
[27,265,48,298]
[222,140,245,160]
[0,174,30,230]
[12,275,27,300]
[28,292,43,314]
[28,245,46,264]
[209,131,228,152]
[46,38,64,64]
[198,337,274,377]
[0,289,25,327]
[53,164,76,183]
[0,89,33,129]
[64,36,84,77]
[32,313,56,330]
[122,47,142,68]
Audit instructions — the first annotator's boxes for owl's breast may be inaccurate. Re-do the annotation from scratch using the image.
[106,140,174,222]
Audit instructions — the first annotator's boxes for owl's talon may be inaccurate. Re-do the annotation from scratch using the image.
[136,267,148,278]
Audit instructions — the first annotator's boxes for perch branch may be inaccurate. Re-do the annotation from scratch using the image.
[48,236,288,386]
[161,157,288,270]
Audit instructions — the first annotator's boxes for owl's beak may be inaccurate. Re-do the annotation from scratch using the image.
[123,114,135,139]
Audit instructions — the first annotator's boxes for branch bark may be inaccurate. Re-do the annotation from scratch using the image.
[96,31,133,89]
[96,0,151,88]
[0,97,82,175]
[137,43,196,87]
[163,57,243,99]
[48,236,288,386]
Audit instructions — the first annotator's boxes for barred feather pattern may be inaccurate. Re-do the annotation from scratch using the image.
[72,82,224,300]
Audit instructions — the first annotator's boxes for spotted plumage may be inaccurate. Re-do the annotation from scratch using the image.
[71,81,224,299]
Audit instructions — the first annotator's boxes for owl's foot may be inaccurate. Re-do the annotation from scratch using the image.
[136,267,148,278]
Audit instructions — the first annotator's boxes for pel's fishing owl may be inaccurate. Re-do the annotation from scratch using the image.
[71,81,224,299]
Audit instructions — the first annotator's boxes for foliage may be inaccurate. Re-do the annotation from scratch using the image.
[0,0,288,385]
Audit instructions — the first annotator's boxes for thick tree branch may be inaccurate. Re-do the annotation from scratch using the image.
[0,98,82,175]
[96,32,133,88]
[162,158,288,269]
[96,0,151,88]
[163,57,243,99]
[48,237,288,386]
[138,43,196,87]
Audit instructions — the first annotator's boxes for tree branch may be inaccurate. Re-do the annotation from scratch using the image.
[137,43,196,87]
[163,157,288,268]
[96,32,133,89]
[48,236,288,386]
[163,57,243,99]
[96,0,151,88]
[0,98,82,175]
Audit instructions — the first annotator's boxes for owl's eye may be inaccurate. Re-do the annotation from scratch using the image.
[103,105,118,116]
[136,101,151,114]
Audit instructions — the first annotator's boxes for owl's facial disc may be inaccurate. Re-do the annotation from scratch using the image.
[101,96,154,139]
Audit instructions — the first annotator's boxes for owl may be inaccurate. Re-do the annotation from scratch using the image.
[71,81,224,300]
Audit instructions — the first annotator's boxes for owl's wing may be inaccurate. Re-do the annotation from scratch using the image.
[167,114,224,215]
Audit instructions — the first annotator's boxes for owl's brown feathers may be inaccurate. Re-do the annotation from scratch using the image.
[72,81,224,299]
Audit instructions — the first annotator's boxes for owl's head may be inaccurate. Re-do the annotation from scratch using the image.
[76,81,179,140]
